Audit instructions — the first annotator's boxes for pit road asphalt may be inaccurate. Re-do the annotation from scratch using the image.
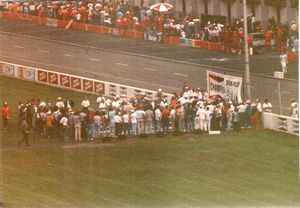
[0,18,298,115]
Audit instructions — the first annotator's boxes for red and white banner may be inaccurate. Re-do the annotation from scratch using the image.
[94,81,105,94]
[83,79,93,92]
[60,74,70,87]
[48,72,59,85]
[71,77,82,89]
[37,70,48,82]
[207,70,243,103]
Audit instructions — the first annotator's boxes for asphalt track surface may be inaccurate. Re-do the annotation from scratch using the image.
[0,18,298,115]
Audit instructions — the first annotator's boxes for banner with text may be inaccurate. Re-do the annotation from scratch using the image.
[207,70,243,103]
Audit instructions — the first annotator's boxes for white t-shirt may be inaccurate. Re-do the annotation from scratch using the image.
[60,117,68,126]
[81,100,90,108]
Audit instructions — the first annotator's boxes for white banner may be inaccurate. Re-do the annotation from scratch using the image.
[207,70,243,103]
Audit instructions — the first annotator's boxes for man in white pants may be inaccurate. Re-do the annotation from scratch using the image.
[196,105,206,131]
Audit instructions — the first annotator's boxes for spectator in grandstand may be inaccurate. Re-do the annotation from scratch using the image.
[2,102,10,130]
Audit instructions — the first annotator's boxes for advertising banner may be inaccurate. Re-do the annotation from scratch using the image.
[1,63,17,77]
[37,70,48,82]
[94,81,105,94]
[71,77,82,90]
[82,79,93,92]
[22,67,35,81]
[46,18,58,27]
[180,38,194,46]
[109,28,120,36]
[60,74,70,87]
[207,70,243,103]
[48,72,59,85]
[144,32,162,42]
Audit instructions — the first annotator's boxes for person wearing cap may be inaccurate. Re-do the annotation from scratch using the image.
[2,102,10,130]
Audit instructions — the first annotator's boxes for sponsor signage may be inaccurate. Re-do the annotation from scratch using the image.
[180,38,194,46]
[46,18,58,27]
[48,72,59,85]
[71,77,82,89]
[60,74,70,87]
[109,28,120,36]
[94,81,105,94]
[37,70,48,82]
[2,63,16,77]
[83,79,93,92]
[207,70,243,103]
[22,67,35,81]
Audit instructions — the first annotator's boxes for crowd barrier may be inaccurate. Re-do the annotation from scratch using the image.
[1,12,228,53]
[262,112,299,135]
[288,52,299,62]
[0,61,172,101]
[0,60,298,135]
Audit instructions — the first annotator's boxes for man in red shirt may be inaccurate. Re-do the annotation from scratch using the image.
[2,102,10,130]
[162,106,170,134]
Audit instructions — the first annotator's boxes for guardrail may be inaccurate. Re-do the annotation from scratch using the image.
[262,112,299,135]
[0,61,172,101]
[0,60,298,135]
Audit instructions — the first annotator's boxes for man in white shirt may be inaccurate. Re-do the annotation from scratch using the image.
[262,99,272,113]
[56,97,65,109]
[196,105,206,131]
[81,97,90,112]
[155,107,162,132]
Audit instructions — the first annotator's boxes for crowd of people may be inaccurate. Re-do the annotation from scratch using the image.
[1,83,298,147]
[1,0,298,53]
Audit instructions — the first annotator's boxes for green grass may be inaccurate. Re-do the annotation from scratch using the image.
[0,75,299,207]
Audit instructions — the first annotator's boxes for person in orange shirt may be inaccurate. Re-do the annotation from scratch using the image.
[231,30,239,54]
[265,28,273,50]
[161,106,170,134]
[144,15,152,32]
[157,14,164,33]
[2,102,10,130]
[59,7,68,21]
[277,26,286,53]
[71,7,78,21]
[80,6,87,23]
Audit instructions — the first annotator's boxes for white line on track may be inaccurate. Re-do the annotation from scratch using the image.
[116,63,128,67]
[173,73,188,78]
[13,45,24,49]
[88,58,101,62]
[144,67,157,72]
[37,49,49,53]
[64,53,75,57]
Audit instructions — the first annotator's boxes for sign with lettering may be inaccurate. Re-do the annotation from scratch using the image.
[94,81,105,94]
[207,70,243,103]
[48,72,59,85]
[22,67,35,81]
[37,70,48,82]
[60,74,70,87]
[2,63,16,77]
[71,77,81,90]
[82,79,93,92]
